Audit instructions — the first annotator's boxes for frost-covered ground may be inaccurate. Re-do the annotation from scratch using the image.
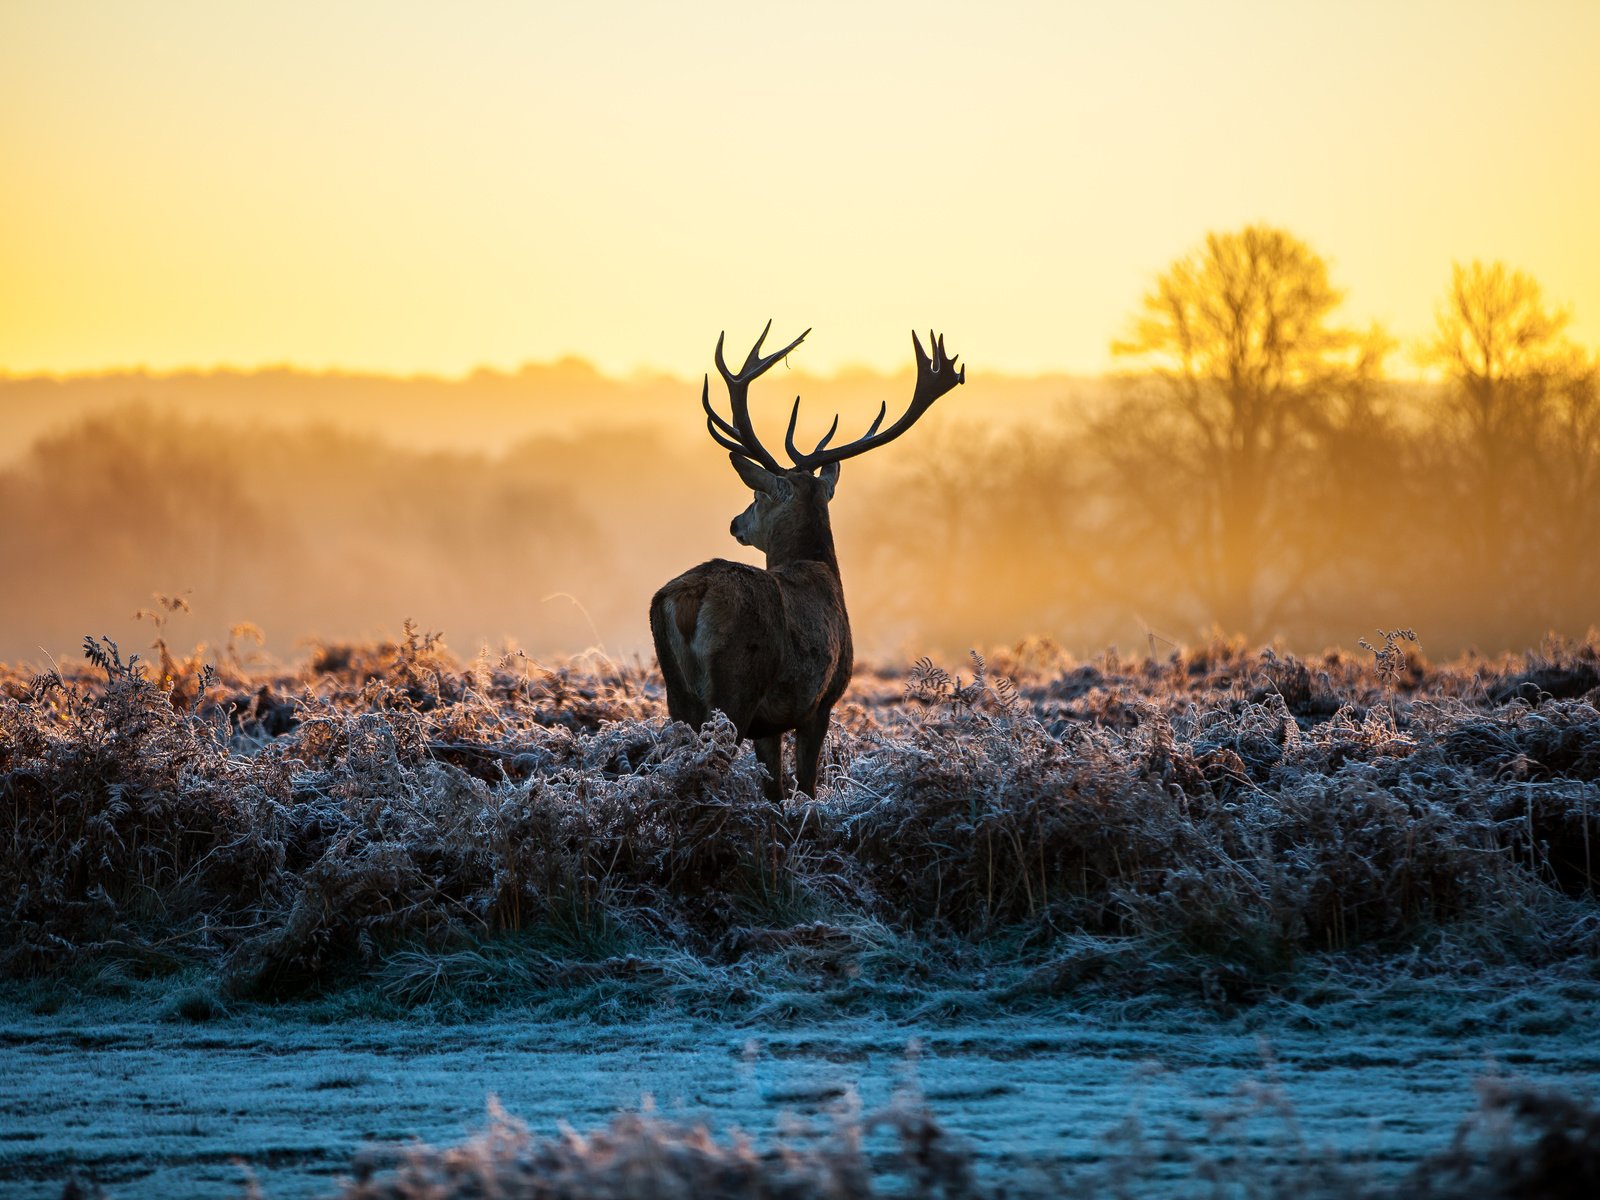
[4,988,1598,1198]
[5,634,1600,1195]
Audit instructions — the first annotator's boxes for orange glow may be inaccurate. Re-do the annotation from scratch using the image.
[3,1,1598,378]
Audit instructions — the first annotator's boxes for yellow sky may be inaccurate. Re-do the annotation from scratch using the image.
[3,0,1597,379]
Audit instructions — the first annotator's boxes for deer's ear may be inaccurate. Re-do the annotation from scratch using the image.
[730,453,784,496]
[817,460,840,500]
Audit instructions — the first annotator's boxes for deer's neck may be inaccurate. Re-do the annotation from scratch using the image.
[764,508,840,576]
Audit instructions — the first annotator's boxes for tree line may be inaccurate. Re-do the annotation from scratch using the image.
[851,226,1598,655]
[1,226,1593,662]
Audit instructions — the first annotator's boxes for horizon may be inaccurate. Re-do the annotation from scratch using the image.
[0,352,1090,385]
[0,346,1459,386]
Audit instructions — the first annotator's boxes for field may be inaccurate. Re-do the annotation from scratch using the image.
[4,631,1600,1197]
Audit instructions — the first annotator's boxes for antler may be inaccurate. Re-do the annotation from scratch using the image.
[702,320,809,472]
[786,330,964,470]
[702,325,963,472]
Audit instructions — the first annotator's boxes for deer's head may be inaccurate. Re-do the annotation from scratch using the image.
[728,458,840,552]
[703,322,964,562]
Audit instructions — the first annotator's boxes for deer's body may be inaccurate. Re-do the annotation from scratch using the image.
[652,553,851,796]
[652,323,961,801]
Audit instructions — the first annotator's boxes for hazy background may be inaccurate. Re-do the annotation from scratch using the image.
[3,1,1596,666]
[0,361,1098,664]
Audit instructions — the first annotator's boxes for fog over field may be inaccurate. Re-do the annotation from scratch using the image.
[4,331,1595,674]
[0,362,1103,666]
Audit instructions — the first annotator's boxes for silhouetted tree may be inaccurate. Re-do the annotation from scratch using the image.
[1545,358,1600,623]
[1100,225,1390,635]
[1421,261,1598,638]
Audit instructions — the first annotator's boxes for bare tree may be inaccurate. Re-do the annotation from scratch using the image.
[1421,261,1597,635]
[1546,358,1600,621]
[1100,225,1389,636]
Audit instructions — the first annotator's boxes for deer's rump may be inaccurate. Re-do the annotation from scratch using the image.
[649,558,850,739]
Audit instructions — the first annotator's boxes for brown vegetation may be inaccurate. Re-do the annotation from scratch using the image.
[310,1074,1600,1200]
[3,629,1596,1011]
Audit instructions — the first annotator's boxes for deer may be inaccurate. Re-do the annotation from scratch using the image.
[650,322,964,802]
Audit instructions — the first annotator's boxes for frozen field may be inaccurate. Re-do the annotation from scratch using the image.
[4,1000,1597,1198]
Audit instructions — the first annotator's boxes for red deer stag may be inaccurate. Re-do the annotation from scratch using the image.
[650,322,964,801]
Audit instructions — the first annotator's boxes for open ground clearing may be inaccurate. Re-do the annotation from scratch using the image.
[4,998,1598,1198]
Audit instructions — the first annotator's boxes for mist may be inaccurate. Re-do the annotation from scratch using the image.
[2,353,1593,670]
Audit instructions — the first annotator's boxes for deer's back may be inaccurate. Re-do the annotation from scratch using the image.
[652,558,851,736]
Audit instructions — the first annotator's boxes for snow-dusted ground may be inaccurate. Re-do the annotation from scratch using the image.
[4,996,1597,1199]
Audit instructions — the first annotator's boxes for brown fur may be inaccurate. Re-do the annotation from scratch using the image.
[670,580,703,646]
[650,470,851,801]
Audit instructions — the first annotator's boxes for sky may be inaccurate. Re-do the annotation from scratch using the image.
[2,0,1597,379]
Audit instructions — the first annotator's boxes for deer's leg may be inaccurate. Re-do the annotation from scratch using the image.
[793,711,832,799]
[659,660,707,727]
[753,735,786,803]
